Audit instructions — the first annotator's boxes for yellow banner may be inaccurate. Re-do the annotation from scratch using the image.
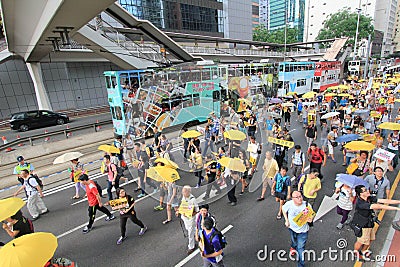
[293,206,315,227]
[268,137,295,148]
[109,197,129,211]
[178,199,195,218]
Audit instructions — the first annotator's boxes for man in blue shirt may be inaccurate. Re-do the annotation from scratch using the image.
[297,100,303,121]
[339,97,348,107]
[201,217,224,267]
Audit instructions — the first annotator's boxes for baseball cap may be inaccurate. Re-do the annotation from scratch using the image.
[17,156,24,162]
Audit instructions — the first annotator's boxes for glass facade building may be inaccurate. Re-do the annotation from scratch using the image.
[119,0,224,35]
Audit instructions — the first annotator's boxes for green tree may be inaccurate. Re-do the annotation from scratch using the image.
[253,24,299,44]
[316,8,374,47]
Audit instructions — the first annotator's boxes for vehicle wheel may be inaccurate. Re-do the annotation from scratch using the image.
[56,118,66,125]
[19,124,29,132]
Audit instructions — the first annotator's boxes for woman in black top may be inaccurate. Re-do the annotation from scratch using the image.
[2,210,33,239]
[116,187,147,245]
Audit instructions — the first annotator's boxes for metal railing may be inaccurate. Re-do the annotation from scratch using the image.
[0,119,112,152]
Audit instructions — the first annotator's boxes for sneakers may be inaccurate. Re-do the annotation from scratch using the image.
[195,185,200,188]
[257,197,265,202]
[82,226,92,234]
[139,226,147,236]
[239,191,244,196]
[290,247,296,256]
[336,223,344,230]
[137,193,146,198]
[116,236,126,245]
[40,209,50,215]
[154,205,164,211]
[105,215,116,221]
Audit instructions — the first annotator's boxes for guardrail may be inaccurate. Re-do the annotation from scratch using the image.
[0,119,112,152]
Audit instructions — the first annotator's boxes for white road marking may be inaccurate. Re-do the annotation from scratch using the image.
[174,224,234,267]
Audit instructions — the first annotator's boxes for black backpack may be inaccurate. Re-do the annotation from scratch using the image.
[93,181,103,198]
[208,228,227,249]
[27,174,44,190]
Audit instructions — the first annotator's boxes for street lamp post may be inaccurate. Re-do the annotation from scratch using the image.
[353,0,362,60]
[284,14,287,62]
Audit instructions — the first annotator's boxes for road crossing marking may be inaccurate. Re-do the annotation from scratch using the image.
[174,224,234,267]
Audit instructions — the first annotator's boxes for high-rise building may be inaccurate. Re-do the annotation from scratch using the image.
[258,0,305,42]
[119,0,224,36]
[252,0,260,32]
[374,0,397,57]
[393,0,400,53]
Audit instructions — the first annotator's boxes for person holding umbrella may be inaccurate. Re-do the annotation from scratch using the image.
[2,210,34,239]
[334,182,355,229]
[70,158,86,199]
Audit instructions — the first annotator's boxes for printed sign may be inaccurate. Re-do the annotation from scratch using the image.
[109,197,129,211]
[373,148,395,161]
[293,206,316,227]
[178,199,195,218]
[268,137,295,148]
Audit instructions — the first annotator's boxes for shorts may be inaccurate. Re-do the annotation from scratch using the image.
[389,103,394,109]
[357,227,375,245]
[249,156,257,166]
[262,177,273,188]
[159,187,166,198]
[274,191,287,201]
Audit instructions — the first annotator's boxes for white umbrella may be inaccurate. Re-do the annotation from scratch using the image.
[282,102,296,107]
[321,112,340,120]
[313,194,338,222]
[302,101,317,106]
[53,152,84,164]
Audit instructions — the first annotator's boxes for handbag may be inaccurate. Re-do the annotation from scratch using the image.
[346,163,359,175]
[331,141,338,147]
[257,143,262,154]
[349,222,363,237]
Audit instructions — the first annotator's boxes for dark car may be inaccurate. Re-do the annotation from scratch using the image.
[10,110,69,131]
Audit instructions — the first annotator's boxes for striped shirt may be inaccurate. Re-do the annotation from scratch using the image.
[291,151,304,166]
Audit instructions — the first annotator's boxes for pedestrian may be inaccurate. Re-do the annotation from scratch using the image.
[2,210,34,238]
[335,182,355,230]
[203,156,222,200]
[264,115,275,143]
[297,169,321,207]
[113,135,124,162]
[368,157,393,175]
[284,107,291,127]
[191,147,204,187]
[257,151,279,201]
[182,128,190,160]
[13,156,34,186]
[177,186,199,254]
[103,155,118,201]
[307,143,326,179]
[282,128,293,164]
[352,185,400,260]
[349,151,370,178]
[195,204,216,243]
[320,120,329,152]
[305,120,317,147]
[271,166,291,220]
[387,130,399,168]
[282,191,314,267]
[162,180,179,224]
[200,217,225,267]
[274,134,285,169]
[137,149,157,198]
[226,171,239,206]
[237,151,250,195]
[327,126,339,163]
[70,158,86,199]
[115,187,147,245]
[79,174,115,234]
[247,114,257,138]
[247,136,260,177]
[364,166,391,199]
[124,134,135,163]
[153,126,162,153]
[13,170,49,220]
[203,125,217,157]
[290,145,305,187]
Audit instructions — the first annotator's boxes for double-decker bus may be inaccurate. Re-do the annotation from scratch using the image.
[104,63,228,137]
[312,61,341,92]
[225,62,279,109]
[277,62,315,96]
[386,64,400,76]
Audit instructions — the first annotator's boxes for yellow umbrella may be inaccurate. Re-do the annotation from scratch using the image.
[328,85,339,90]
[370,111,382,118]
[154,158,179,169]
[98,144,120,154]
[360,90,367,95]
[181,130,202,139]
[0,198,25,221]
[217,157,246,172]
[324,93,337,97]
[224,129,246,141]
[374,77,383,80]
[378,122,400,131]
[238,98,252,106]
[286,92,297,96]
[148,166,180,182]
[282,102,296,107]
[338,93,351,97]
[395,99,400,103]
[302,91,317,99]
[338,84,350,90]
[0,232,58,267]
[344,141,375,151]
[358,79,366,82]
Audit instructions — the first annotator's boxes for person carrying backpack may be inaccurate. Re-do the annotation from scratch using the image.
[271,166,291,220]
[307,143,326,179]
[290,145,305,186]
[13,170,49,221]
[2,210,34,238]
[200,217,225,267]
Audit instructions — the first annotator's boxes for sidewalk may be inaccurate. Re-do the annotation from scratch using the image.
[381,210,400,267]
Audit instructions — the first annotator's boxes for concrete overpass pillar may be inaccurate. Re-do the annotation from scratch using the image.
[26,62,52,110]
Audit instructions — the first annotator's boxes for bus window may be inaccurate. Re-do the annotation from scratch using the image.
[279,65,284,72]
[314,77,320,83]
[105,76,113,89]
[213,91,220,101]
[193,93,200,106]
[285,65,290,72]
[220,88,228,101]
[161,98,171,112]
[297,79,306,87]
[201,68,211,81]
[182,97,192,108]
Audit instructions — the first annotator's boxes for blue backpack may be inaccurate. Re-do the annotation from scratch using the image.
[275,174,289,193]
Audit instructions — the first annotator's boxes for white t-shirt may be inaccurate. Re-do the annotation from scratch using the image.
[282,200,311,233]
[24,177,39,196]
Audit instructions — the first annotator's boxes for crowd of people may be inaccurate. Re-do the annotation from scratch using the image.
[5,78,400,266]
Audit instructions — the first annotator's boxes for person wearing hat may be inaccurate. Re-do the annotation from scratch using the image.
[13,156,35,186]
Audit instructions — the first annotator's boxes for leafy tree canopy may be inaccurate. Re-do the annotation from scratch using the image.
[253,24,299,45]
[316,8,374,46]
